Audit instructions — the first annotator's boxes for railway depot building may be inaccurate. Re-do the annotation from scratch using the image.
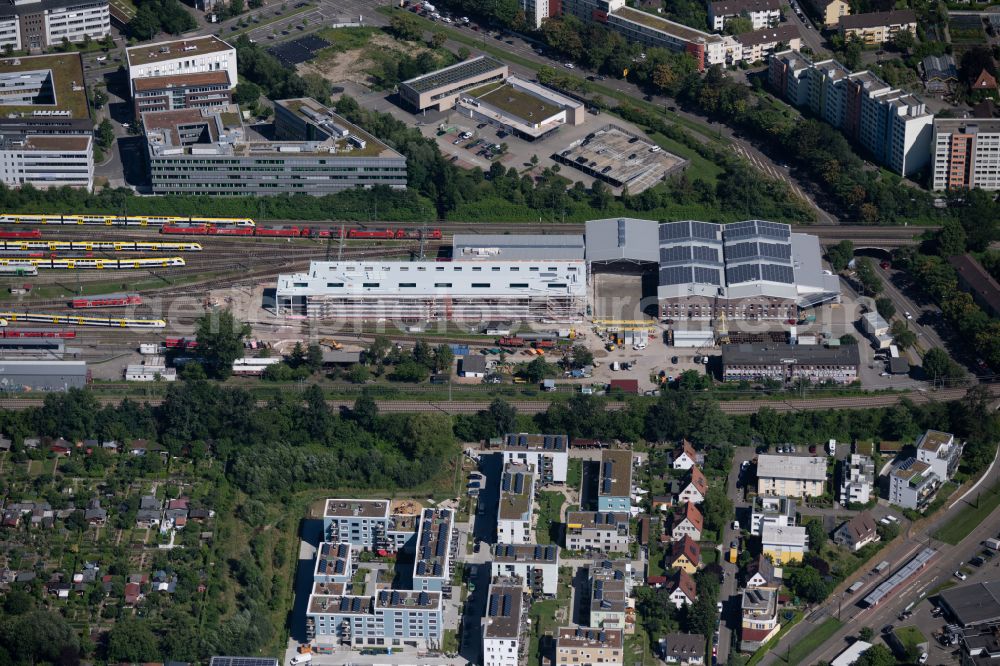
[142,99,407,195]
[0,53,93,191]
[584,218,840,321]
[275,258,587,322]
[721,343,860,384]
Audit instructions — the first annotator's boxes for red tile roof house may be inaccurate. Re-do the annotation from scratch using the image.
[124,582,143,606]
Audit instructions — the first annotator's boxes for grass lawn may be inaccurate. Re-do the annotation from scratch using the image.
[934,481,1000,545]
[778,617,842,665]
[527,599,567,666]
[315,26,380,51]
[442,629,459,653]
[624,627,663,666]
[894,625,926,653]
[701,548,719,565]
[747,609,805,666]
[567,458,582,491]
[645,129,723,185]
[647,547,665,577]
[535,490,565,546]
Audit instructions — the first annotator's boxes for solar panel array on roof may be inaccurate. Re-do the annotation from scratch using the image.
[693,245,720,262]
[402,56,505,94]
[723,220,790,241]
[694,267,722,285]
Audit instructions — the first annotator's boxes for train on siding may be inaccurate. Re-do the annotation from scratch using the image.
[0,257,185,269]
[71,293,143,309]
[160,224,443,240]
[1,329,76,338]
[0,312,166,328]
[0,240,202,252]
[0,229,42,239]
[0,214,255,227]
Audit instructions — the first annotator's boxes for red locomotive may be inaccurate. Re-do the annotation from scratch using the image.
[164,336,198,349]
[498,337,525,347]
[0,229,42,239]
[71,293,142,309]
[2,328,76,338]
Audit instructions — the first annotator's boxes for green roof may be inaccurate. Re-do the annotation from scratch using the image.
[465,82,561,123]
[0,53,89,119]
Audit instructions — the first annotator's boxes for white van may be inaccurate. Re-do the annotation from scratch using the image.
[289,655,312,666]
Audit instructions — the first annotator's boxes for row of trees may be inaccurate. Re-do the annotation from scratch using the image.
[129,0,197,41]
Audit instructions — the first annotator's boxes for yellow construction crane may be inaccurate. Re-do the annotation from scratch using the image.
[716,311,730,345]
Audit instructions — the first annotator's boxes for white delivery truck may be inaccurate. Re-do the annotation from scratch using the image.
[986,538,1000,551]
[289,655,311,666]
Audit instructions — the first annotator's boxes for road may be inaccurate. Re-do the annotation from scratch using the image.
[757,455,1000,666]
[873,263,948,355]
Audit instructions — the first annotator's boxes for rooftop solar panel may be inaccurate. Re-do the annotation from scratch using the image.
[726,263,760,284]
[659,221,689,242]
[402,56,506,94]
[693,266,721,285]
[690,221,719,240]
[660,265,692,286]
[660,245,691,264]
[692,245,720,263]
[759,242,792,260]
[761,263,794,283]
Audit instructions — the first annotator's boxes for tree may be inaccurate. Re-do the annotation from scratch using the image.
[570,344,594,369]
[891,27,914,51]
[306,344,324,373]
[723,15,753,34]
[937,219,968,257]
[839,334,858,345]
[105,619,159,663]
[92,87,108,109]
[806,519,827,549]
[234,81,263,106]
[874,297,895,320]
[96,118,115,150]
[457,46,470,59]
[366,335,391,366]
[702,486,733,533]
[194,308,251,379]
[890,320,917,350]
[854,644,896,666]
[825,240,854,272]
[389,12,423,40]
[488,398,517,436]
[430,31,447,49]
[389,360,430,383]
[1,611,80,664]
[786,565,829,603]
[351,393,378,430]
[433,344,454,373]
[524,357,553,383]
[344,363,371,384]
[684,594,718,637]
[854,258,882,296]
[858,627,875,642]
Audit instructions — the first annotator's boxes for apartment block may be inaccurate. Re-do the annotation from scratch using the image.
[838,9,917,46]
[322,499,419,552]
[756,455,827,498]
[412,508,454,593]
[491,543,559,597]
[750,495,795,536]
[313,542,352,584]
[839,454,875,505]
[589,560,632,630]
[0,0,109,51]
[491,433,569,484]
[915,430,962,481]
[805,0,849,26]
[932,119,1000,190]
[497,462,535,545]
[132,72,232,116]
[740,587,780,651]
[888,458,940,510]
[768,50,933,176]
[482,579,525,666]
[0,53,94,190]
[306,587,442,649]
[126,36,236,99]
[598,449,633,512]
[734,24,801,65]
[556,627,624,666]
[565,511,630,553]
[708,0,780,31]
[520,0,557,28]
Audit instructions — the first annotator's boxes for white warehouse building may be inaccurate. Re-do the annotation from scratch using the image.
[275,259,587,322]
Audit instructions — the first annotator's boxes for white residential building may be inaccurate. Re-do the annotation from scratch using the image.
[708,0,780,31]
[556,627,624,666]
[565,511,630,553]
[497,463,535,545]
[749,495,795,536]
[760,524,808,564]
[839,454,875,505]
[671,441,701,470]
[491,544,559,597]
[915,430,962,481]
[495,433,569,484]
[482,579,524,666]
[756,455,827,498]
[888,458,940,510]
[589,560,632,631]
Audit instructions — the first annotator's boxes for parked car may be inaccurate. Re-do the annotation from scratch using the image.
[955,571,968,580]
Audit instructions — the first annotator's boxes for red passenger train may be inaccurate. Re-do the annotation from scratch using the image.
[0,229,42,239]
[71,293,142,309]
[159,224,442,240]
[2,329,76,338]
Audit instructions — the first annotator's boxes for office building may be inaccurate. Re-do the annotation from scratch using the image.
[833,511,878,551]
[756,455,827,498]
[556,627,624,666]
[0,53,92,190]
[598,449,633,512]
[143,101,407,196]
[769,50,933,176]
[126,36,236,99]
[497,463,535,545]
[708,0,780,31]
[749,495,795,536]
[491,433,569,484]
[839,454,875,505]
[482,578,525,666]
[589,560,631,630]
[915,430,962,481]
[760,524,808,563]
[491,544,559,597]
[0,0,109,51]
[931,119,1000,191]
[564,511,630,553]
[740,587,780,651]
[412,508,453,593]
[721,343,861,385]
[888,458,939,510]
[132,72,232,116]
[592,218,840,321]
[949,254,1000,318]
[276,258,587,322]
[399,56,508,112]
[322,498,419,552]
[456,76,584,140]
[838,9,917,45]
